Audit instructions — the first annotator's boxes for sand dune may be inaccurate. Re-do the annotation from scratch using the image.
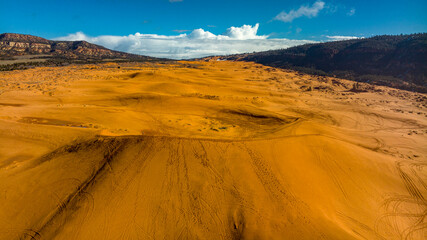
[0,61,426,239]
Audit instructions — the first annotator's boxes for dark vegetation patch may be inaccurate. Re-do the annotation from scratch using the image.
[0,58,171,72]
[183,93,220,100]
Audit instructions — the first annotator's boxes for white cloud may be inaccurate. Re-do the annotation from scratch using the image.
[55,24,314,59]
[347,8,356,16]
[275,1,325,22]
[326,35,362,41]
[223,23,266,40]
[187,28,217,39]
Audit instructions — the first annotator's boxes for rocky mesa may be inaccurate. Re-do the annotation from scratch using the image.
[0,33,153,60]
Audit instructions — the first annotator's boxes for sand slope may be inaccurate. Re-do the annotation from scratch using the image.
[0,61,426,239]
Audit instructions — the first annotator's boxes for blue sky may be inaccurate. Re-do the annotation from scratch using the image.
[1,0,426,58]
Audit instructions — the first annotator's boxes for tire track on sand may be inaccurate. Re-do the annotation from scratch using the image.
[20,137,132,240]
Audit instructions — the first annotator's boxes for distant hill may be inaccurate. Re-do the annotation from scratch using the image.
[0,33,157,61]
[214,33,427,93]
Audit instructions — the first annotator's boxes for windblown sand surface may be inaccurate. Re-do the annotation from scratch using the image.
[0,61,426,239]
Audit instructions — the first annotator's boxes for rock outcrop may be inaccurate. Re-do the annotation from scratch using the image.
[0,33,153,60]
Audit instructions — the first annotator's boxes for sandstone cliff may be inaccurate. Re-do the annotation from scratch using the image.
[0,33,153,60]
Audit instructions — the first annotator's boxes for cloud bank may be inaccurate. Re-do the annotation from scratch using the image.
[275,1,325,22]
[326,35,362,41]
[55,24,314,59]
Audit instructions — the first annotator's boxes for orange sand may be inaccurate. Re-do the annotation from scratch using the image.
[0,61,426,239]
